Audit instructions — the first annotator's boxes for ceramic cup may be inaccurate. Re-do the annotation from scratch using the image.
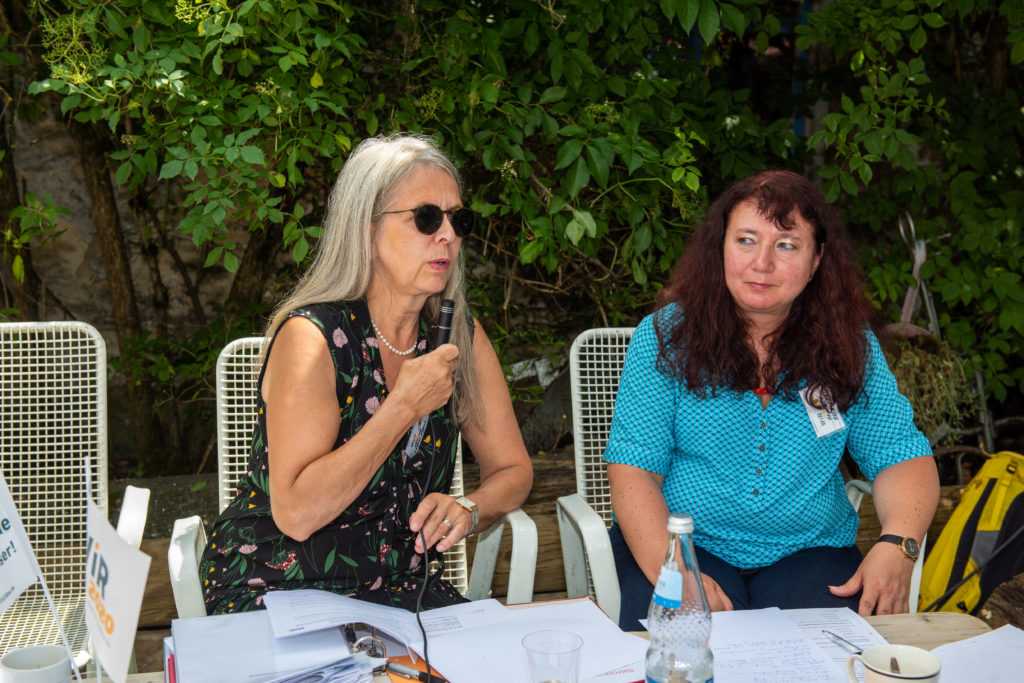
[0,645,72,683]
[522,629,583,683]
[846,643,941,682]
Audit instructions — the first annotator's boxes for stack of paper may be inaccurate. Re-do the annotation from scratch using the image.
[170,609,372,683]
[263,590,650,683]
[177,593,1024,683]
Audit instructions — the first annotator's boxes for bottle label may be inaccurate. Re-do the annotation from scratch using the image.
[645,675,713,683]
[652,567,682,609]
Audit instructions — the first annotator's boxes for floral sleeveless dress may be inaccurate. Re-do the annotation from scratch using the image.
[199,300,466,613]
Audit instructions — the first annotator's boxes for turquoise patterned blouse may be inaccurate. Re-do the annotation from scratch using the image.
[604,305,932,568]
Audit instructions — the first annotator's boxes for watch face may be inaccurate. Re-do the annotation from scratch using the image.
[902,537,920,558]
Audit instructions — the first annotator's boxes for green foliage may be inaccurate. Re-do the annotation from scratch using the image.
[13,0,1022,473]
[374,0,800,336]
[5,192,69,282]
[29,0,801,357]
[30,0,362,269]
[800,0,1024,402]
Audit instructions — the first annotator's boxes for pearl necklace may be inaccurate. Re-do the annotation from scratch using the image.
[370,317,417,356]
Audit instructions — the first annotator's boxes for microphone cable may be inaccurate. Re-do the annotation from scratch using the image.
[411,298,455,682]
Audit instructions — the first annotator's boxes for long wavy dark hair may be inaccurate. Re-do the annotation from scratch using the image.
[655,170,878,411]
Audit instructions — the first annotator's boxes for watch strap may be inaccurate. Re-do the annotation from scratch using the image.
[877,534,919,560]
[453,495,478,536]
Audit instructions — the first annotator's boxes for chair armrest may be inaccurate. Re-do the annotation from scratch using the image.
[845,479,872,512]
[556,493,620,623]
[466,508,537,604]
[168,516,208,619]
[115,485,151,549]
[909,533,926,613]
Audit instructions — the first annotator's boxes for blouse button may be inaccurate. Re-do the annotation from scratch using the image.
[755,467,762,474]
[752,489,760,496]
[758,444,765,452]
[760,422,766,429]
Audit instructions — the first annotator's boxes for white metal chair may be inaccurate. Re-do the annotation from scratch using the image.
[169,336,537,618]
[0,321,108,663]
[557,327,926,623]
[557,327,634,624]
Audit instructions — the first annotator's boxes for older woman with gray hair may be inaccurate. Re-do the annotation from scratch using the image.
[201,135,532,613]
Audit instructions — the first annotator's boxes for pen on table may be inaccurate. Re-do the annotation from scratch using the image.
[385,660,448,683]
[822,629,863,654]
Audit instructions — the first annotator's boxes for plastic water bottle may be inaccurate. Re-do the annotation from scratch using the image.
[645,512,714,683]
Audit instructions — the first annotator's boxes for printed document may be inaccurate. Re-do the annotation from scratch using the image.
[263,589,509,652]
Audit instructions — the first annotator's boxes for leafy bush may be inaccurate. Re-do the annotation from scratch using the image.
[3,0,1020,470]
[800,0,1024,401]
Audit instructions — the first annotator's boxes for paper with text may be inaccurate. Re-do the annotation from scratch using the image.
[425,599,649,683]
[263,588,509,652]
[582,660,645,683]
[710,607,846,682]
[785,607,888,673]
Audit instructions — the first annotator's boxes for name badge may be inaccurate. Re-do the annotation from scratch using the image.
[799,386,846,438]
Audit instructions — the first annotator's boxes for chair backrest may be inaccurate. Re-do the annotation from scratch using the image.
[569,327,636,527]
[0,321,108,658]
[215,337,471,595]
[215,338,266,514]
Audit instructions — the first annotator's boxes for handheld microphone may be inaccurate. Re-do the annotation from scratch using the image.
[403,299,457,460]
[435,299,455,347]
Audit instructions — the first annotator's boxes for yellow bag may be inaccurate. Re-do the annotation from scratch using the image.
[919,450,1024,613]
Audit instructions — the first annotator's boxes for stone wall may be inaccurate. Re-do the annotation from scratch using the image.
[11,112,241,352]
[9,112,253,459]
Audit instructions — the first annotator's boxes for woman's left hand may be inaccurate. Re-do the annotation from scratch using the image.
[410,492,472,553]
[831,455,939,615]
[407,320,532,557]
[828,542,914,615]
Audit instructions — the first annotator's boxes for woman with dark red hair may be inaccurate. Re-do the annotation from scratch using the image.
[605,170,939,630]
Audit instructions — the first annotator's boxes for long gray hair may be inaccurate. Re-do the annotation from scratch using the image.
[264,134,481,427]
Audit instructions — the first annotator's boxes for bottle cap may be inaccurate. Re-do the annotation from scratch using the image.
[667,512,694,534]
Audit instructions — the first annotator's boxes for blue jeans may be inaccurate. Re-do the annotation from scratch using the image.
[609,523,863,631]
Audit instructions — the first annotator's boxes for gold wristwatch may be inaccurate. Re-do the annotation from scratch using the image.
[452,495,478,536]
[877,534,920,560]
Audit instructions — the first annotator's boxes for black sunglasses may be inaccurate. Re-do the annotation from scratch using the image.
[378,204,476,237]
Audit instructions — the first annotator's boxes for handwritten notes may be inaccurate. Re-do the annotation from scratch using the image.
[710,608,846,683]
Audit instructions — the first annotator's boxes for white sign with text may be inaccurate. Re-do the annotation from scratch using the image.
[84,499,151,683]
[0,470,39,615]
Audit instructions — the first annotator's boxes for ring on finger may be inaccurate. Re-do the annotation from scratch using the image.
[441,519,453,528]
